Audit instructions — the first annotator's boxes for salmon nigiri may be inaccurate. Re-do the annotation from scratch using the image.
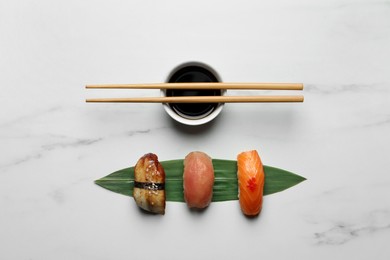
[237,150,265,216]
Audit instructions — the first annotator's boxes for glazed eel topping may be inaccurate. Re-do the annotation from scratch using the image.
[133,153,166,214]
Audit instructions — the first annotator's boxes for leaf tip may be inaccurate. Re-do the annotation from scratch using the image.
[94,179,103,186]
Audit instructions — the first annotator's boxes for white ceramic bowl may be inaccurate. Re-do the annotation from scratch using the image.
[161,62,226,126]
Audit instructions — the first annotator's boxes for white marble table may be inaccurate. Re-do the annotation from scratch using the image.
[1,0,390,259]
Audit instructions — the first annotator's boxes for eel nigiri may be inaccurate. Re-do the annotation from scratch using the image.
[133,153,166,214]
[183,151,215,209]
[237,150,265,216]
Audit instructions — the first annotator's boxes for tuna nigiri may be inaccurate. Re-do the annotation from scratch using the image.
[183,151,214,209]
[237,150,265,216]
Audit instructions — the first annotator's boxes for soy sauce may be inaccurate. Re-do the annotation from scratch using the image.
[166,65,221,118]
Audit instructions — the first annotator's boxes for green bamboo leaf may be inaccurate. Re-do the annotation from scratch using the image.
[94,159,306,202]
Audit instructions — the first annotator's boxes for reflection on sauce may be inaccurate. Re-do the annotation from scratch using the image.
[167,65,221,119]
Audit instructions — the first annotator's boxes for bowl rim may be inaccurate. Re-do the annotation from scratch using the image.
[161,61,225,126]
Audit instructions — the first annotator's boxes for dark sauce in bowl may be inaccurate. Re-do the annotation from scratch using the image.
[166,65,222,119]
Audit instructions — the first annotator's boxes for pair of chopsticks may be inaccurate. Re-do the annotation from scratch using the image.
[85,83,304,103]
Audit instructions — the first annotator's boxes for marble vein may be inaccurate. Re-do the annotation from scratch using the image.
[0,106,62,128]
[0,125,166,172]
[0,136,103,172]
[304,83,388,95]
[126,129,151,136]
[41,137,102,151]
[361,115,390,128]
[314,209,390,245]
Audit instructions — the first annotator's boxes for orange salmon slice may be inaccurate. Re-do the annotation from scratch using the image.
[237,150,265,216]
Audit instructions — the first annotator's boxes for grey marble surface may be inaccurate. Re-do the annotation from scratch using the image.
[1,0,390,259]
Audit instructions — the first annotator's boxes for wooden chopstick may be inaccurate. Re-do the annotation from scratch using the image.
[86,95,304,103]
[86,82,303,90]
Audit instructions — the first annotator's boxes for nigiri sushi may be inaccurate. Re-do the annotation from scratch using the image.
[183,151,215,209]
[237,150,265,216]
[133,153,166,214]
